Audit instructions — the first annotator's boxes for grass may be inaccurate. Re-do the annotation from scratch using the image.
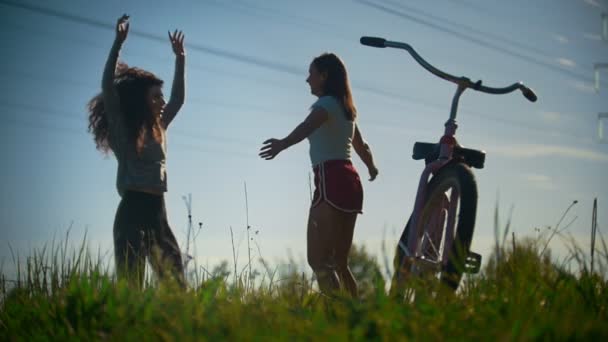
[1,207,608,340]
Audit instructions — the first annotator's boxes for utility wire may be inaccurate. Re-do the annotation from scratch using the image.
[0,0,593,142]
[355,0,598,84]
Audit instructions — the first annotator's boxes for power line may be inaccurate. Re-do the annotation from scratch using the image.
[0,96,257,148]
[0,0,551,109]
[2,113,256,160]
[0,1,593,142]
[379,0,554,60]
[355,0,596,84]
[206,0,355,41]
[190,0,597,141]
[234,0,554,65]
[0,100,258,156]
[442,0,571,35]
[443,0,495,16]
[3,115,83,136]
[0,87,592,154]
[0,15,415,108]
[0,72,586,144]
[0,0,302,76]
[0,99,85,121]
[0,68,285,122]
[0,66,590,143]
[0,7,292,92]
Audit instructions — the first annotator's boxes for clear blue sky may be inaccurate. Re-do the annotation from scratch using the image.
[1,0,607,277]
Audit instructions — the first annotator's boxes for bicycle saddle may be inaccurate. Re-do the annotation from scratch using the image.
[412,142,486,169]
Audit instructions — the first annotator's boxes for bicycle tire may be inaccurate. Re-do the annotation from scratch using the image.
[390,162,478,295]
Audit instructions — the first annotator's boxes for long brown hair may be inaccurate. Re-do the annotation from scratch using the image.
[312,53,357,121]
[88,62,164,155]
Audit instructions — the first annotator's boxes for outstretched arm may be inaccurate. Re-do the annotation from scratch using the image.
[259,108,329,160]
[162,30,186,128]
[102,14,129,124]
[353,124,378,181]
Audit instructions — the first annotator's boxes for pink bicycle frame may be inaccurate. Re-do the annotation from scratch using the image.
[404,83,468,267]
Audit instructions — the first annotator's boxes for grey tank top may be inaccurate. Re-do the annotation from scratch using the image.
[110,125,167,197]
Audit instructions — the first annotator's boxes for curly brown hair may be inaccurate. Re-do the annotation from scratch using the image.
[88,62,164,155]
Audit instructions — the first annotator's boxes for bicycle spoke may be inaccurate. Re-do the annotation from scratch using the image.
[423,231,440,258]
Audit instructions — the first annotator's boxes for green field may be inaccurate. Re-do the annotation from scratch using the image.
[2,221,607,341]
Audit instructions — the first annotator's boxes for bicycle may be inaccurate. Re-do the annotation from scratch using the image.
[359,36,537,297]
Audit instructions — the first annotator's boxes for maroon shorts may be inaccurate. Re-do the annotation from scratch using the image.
[312,159,363,214]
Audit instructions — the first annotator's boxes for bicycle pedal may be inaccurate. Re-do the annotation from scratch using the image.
[464,251,482,274]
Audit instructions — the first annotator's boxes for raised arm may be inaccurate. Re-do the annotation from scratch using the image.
[353,124,378,181]
[162,30,186,128]
[102,15,129,125]
[259,108,329,160]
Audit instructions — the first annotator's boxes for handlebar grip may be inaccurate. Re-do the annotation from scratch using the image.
[360,36,386,48]
[521,86,538,102]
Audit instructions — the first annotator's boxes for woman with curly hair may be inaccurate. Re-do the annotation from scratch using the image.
[88,14,186,288]
[259,53,378,298]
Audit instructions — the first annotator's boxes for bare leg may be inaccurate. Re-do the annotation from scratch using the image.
[307,202,340,295]
[333,211,358,298]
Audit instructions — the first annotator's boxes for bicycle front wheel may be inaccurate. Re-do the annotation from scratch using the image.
[392,162,478,295]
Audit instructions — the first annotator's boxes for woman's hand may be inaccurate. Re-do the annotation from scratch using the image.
[259,138,287,160]
[368,165,379,181]
[168,30,185,56]
[115,14,129,44]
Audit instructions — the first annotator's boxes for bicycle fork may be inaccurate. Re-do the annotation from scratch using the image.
[399,84,465,270]
[406,117,461,255]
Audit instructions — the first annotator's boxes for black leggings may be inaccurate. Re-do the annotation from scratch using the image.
[113,191,185,288]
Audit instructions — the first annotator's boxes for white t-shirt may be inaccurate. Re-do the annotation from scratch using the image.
[307,96,355,166]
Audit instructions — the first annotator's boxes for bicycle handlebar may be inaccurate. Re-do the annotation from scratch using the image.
[360,36,537,102]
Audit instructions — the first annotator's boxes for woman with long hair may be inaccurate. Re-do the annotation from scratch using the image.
[88,15,187,288]
[260,53,378,298]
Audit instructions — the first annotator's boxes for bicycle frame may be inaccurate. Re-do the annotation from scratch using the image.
[406,81,467,266]
[361,36,538,274]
